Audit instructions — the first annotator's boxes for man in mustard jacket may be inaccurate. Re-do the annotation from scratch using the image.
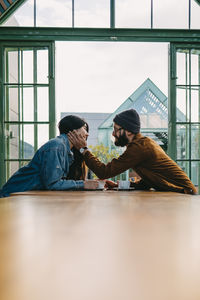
[68,109,197,194]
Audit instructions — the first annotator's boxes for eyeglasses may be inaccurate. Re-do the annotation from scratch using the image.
[113,127,123,134]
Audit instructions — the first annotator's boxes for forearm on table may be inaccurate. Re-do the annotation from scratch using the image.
[83,150,127,179]
[45,179,84,190]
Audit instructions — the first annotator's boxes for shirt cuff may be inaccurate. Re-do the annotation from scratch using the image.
[75,180,84,189]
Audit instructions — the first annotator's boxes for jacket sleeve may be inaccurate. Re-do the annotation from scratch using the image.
[84,145,144,179]
[40,148,84,190]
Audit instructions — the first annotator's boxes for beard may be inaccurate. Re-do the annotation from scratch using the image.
[114,131,129,147]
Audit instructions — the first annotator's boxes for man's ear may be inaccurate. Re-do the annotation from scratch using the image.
[126,130,134,137]
[125,130,135,141]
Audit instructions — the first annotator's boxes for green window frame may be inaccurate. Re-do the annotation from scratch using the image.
[0,41,55,186]
[169,43,200,187]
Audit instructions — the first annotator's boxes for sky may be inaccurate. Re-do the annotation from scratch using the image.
[55,41,168,116]
[3,0,200,127]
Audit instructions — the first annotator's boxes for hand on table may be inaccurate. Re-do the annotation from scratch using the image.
[84,179,118,190]
[84,180,99,190]
[104,180,118,189]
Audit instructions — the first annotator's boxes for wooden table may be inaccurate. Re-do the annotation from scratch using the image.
[1,190,200,300]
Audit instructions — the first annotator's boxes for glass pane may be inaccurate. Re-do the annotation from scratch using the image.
[5,124,34,160]
[36,0,72,27]
[191,124,200,159]
[177,160,190,178]
[37,49,49,84]
[177,50,200,86]
[191,88,200,122]
[177,51,188,86]
[37,87,49,121]
[22,87,34,121]
[191,161,200,187]
[6,50,19,83]
[5,87,34,122]
[177,87,200,123]
[22,50,33,84]
[176,124,200,160]
[176,88,188,122]
[191,52,200,85]
[38,124,49,148]
[191,1,200,29]
[154,0,188,29]
[6,87,19,122]
[5,124,19,160]
[6,161,19,180]
[176,124,190,160]
[116,0,150,28]
[23,125,34,155]
[75,0,109,27]
[6,49,34,84]
[138,90,168,129]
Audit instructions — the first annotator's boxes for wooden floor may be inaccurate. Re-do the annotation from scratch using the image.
[1,190,200,300]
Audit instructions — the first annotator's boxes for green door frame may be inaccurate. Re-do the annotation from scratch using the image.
[0,44,4,188]
[168,43,177,160]
[0,41,55,187]
[169,43,200,187]
[169,43,200,157]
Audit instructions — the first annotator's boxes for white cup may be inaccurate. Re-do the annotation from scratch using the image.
[97,180,105,190]
[118,180,130,190]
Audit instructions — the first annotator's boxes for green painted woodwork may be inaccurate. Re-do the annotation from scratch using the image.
[0,27,200,42]
[151,0,153,29]
[169,44,200,186]
[48,42,56,140]
[199,52,200,189]
[194,0,200,5]
[168,44,177,160]
[0,45,5,187]
[110,0,115,28]
[0,41,55,186]
[72,0,74,27]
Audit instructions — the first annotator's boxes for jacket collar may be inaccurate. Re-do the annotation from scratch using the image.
[60,134,73,154]
[127,133,143,147]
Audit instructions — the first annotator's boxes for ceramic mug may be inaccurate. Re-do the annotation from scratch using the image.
[118,180,130,190]
[97,180,105,190]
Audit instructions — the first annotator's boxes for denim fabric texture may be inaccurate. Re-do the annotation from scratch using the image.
[0,134,84,198]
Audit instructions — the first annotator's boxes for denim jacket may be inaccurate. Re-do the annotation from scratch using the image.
[0,134,84,198]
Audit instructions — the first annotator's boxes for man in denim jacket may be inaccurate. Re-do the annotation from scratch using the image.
[0,115,98,198]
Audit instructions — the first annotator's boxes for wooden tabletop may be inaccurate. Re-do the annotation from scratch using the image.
[1,190,200,300]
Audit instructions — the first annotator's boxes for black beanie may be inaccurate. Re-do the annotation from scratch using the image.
[113,109,140,133]
[58,115,88,134]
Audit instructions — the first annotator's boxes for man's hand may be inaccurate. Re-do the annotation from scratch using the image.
[84,180,99,190]
[104,180,118,189]
[68,130,87,149]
